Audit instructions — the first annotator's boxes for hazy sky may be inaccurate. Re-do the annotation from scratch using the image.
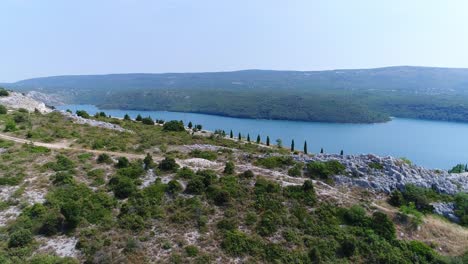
[1,0,468,82]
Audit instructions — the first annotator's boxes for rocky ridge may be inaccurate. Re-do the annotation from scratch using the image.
[292,153,467,195]
[0,92,52,113]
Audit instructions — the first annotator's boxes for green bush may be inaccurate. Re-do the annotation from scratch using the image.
[190,149,218,161]
[167,180,183,194]
[4,120,16,132]
[8,228,33,247]
[221,230,262,256]
[186,178,205,195]
[388,190,405,207]
[97,153,112,164]
[109,176,137,199]
[163,120,185,132]
[51,171,75,185]
[256,156,295,169]
[141,116,155,125]
[116,157,130,168]
[223,161,235,174]
[288,163,303,177]
[158,157,179,172]
[45,155,76,171]
[76,110,90,118]
[0,88,9,96]
[371,212,396,241]
[119,214,145,231]
[454,192,468,226]
[257,210,282,236]
[240,170,255,179]
[177,167,195,179]
[0,104,7,114]
[185,245,199,257]
[306,160,345,179]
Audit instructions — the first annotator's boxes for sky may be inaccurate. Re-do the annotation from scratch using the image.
[1,0,468,82]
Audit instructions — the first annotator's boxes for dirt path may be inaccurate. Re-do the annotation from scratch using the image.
[0,133,145,159]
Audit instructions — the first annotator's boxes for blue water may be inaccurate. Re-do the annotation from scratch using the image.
[56,104,468,169]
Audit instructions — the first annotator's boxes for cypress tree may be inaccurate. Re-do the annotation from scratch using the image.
[136,114,143,121]
[256,135,261,144]
[320,148,324,154]
[304,141,308,154]
[291,140,295,152]
[124,114,131,121]
[188,121,193,129]
[340,150,344,155]
[238,133,242,141]
[266,136,270,146]
[247,134,250,142]
[230,130,233,138]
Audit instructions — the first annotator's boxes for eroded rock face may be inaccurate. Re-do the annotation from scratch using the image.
[291,154,468,195]
[60,111,130,133]
[431,202,460,223]
[0,92,52,113]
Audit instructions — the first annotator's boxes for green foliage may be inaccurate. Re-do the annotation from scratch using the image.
[240,170,255,179]
[287,163,303,177]
[167,180,183,194]
[143,153,154,170]
[388,190,405,207]
[0,104,7,114]
[8,228,33,247]
[4,120,16,132]
[115,157,130,168]
[454,193,468,226]
[371,212,396,240]
[255,155,295,169]
[283,180,316,206]
[221,230,262,256]
[97,153,112,164]
[257,209,282,236]
[29,254,79,264]
[185,245,199,257]
[0,88,9,96]
[177,167,196,179]
[51,171,75,186]
[163,120,185,132]
[223,161,235,174]
[306,160,346,179]
[76,110,90,118]
[369,162,384,170]
[158,156,179,172]
[449,164,467,173]
[141,116,155,125]
[45,154,76,171]
[109,175,138,199]
[190,149,218,161]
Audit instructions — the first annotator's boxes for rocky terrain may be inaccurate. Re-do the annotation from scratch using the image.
[0,92,52,113]
[292,153,468,195]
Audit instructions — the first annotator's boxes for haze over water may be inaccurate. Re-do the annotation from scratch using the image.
[58,104,468,170]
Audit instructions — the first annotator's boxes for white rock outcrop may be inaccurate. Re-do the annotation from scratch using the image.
[0,92,52,113]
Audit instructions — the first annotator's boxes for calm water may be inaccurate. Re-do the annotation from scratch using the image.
[57,104,468,169]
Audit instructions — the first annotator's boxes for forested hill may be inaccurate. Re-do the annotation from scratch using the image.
[7,66,468,123]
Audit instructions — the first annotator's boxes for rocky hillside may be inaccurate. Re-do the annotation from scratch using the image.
[0,91,51,114]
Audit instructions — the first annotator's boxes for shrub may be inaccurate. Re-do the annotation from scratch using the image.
[46,154,76,171]
[141,116,155,125]
[256,156,295,169]
[163,120,185,132]
[221,230,262,256]
[116,157,130,168]
[454,192,468,226]
[186,178,205,195]
[185,245,199,257]
[288,163,303,177]
[158,157,179,172]
[190,149,218,161]
[306,160,345,179]
[119,214,145,231]
[0,105,6,114]
[167,180,183,194]
[8,228,33,247]
[143,153,154,170]
[97,153,112,164]
[51,171,75,185]
[371,212,396,240]
[223,161,235,174]
[257,210,282,236]
[240,170,255,179]
[177,167,196,179]
[0,88,9,96]
[109,176,137,199]
[4,120,16,132]
[76,110,90,118]
[343,205,369,226]
[369,162,384,170]
[388,190,404,207]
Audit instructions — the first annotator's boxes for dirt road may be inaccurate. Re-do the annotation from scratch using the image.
[0,133,145,159]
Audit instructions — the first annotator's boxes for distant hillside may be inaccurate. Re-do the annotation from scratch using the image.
[6,66,468,123]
